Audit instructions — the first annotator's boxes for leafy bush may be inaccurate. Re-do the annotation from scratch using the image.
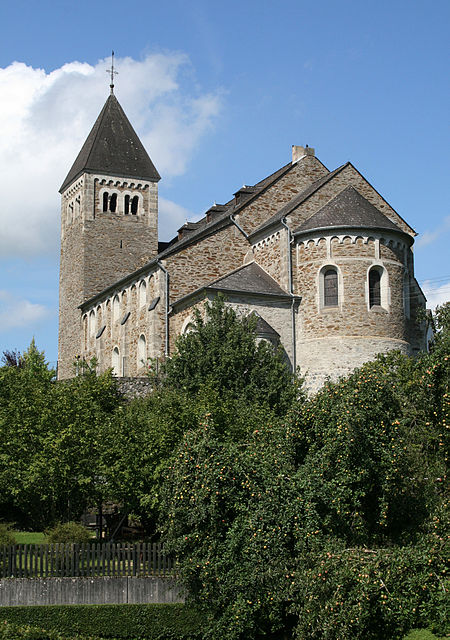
[46,522,91,544]
[0,605,203,639]
[0,621,93,639]
[0,524,16,546]
[402,631,446,640]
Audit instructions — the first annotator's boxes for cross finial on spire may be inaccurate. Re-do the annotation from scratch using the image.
[106,51,118,94]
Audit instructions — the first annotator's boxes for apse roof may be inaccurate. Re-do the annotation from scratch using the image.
[293,186,406,236]
[60,94,160,192]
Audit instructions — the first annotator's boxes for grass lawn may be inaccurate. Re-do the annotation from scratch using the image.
[13,531,46,544]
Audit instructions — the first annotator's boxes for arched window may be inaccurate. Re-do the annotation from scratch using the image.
[113,295,120,322]
[323,268,338,306]
[139,280,147,308]
[109,193,117,213]
[131,196,139,215]
[137,335,146,368]
[103,192,109,212]
[369,268,381,307]
[124,195,130,215]
[112,347,120,376]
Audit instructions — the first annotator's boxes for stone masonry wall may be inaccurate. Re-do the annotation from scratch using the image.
[81,266,166,376]
[295,229,412,391]
[251,228,290,291]
[58,216,85,379]
[165,224,250,304]
[236,155,328,235]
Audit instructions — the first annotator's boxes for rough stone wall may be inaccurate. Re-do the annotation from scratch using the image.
[81,266,165,376]
[58,216,84,379]
[236,155,328,235]
[287,164,415,237]
[83,174,158,300]
[300,336,411,393]
[295,231,413,391]
[251,228,290,291]
[58,172,159,379]
[165,224,250,304]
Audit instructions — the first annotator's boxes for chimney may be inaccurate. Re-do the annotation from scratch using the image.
[292,145,315,164]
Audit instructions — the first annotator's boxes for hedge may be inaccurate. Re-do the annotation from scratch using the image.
[0,605,204,640]
[0,621,104,639]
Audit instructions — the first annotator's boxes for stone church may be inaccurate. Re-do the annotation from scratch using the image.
[58,89,427,391]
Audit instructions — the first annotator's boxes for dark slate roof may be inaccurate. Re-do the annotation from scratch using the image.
[206,262,289,297]
[252,313,280,337]
[60,94,160,192]
[293,186,405,236]
[249,163,348,239]
[170,262,290,312]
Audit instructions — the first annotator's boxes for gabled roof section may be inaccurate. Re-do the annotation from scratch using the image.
[293,186,408,237]
[171,262,291,312]
[206,261,289,297]
[60,94,160,192]
[249,163,348,239]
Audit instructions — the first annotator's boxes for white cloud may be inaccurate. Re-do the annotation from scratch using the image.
[159,197,203,233]
[0,54,221,258]
[416,215,450,248]
[0,290,50,331]
[421,280,450,310]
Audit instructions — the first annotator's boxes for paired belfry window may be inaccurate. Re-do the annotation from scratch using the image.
[323,268,338,307]
[102,192,139,215]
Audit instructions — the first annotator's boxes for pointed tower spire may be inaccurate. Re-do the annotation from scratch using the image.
[59,93,160,192]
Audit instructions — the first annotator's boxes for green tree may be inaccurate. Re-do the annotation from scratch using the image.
[160,314,449,639]
[163,295,300,414]
[103,386,284,533]
[0,348,120,529]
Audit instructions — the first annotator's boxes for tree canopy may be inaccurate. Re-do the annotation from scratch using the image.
[163,295,299,414]
[160,304,449,639]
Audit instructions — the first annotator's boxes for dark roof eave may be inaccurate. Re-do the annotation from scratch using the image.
[293,224,413,243]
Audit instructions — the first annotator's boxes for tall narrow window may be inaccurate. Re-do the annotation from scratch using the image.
[131,196,139,215]
[369,269,381,307]
[324,268,338,306]
[137,335,146,368]
[103,192,108,212]
[109,193,117,213]
[112,347,120,376]
[124,195,130,215]
[113,295,120,322]
[139,280,147,308]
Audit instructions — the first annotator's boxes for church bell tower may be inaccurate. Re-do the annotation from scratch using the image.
[58,82,160,379]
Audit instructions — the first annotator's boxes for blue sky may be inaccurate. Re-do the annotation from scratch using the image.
[0,0,449,367]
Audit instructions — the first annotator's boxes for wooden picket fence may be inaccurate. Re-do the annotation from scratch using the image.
[0,542,173,578]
